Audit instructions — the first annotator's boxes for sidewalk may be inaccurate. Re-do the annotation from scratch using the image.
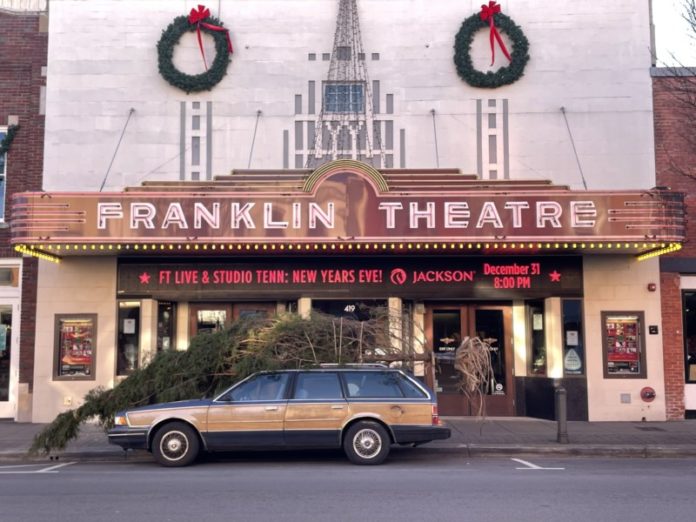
[2,417,696,462]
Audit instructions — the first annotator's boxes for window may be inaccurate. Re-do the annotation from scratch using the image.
[562,299,585,376]
[0,267,18,287]
[117,301,140,376]
[293,372,343,400]
[683,292,696,382]
[343,371,422,398]
[527,300,546,376]
[157,302,175,352]
[197,309,226,333]
[226,373,290,402]
[336,46,351,60]
[323,83,364,113]
[54,314,97,380]
[397,374,428,398]
[0,127,7,220]
[602,311,646,378]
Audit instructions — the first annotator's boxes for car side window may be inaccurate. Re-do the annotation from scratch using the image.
[228,373,289,402]
[343,371,403,398]
[397,374,428,398]
[293,372,343,400]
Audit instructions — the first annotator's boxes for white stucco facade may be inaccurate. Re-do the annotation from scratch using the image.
[43,0,656,191]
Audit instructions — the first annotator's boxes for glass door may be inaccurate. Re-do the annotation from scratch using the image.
[189,304,232,337]
[427,304,514,416]
[0,304,17,418]
[188,303,276,338]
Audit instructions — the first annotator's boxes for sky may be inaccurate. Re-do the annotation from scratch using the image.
[653,0,696,66]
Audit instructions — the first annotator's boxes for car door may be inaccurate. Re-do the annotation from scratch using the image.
[283,371,348,448]
[205,373,290,450]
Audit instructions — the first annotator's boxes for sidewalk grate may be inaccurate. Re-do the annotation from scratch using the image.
[635,427,666,432]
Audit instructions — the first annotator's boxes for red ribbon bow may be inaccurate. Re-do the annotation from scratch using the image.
[188,4,233,70]
[480,1,511,66]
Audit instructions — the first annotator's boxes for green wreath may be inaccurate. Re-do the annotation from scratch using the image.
[454,13,529,88]
[157,14,231,94]
[0,124,19,157]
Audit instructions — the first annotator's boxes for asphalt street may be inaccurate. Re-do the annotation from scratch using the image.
[0,450,694,522]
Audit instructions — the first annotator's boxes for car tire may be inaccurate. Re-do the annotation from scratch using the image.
[152,422,200,467]
[343,421,390,465]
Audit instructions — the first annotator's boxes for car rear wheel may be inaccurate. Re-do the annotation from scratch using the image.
[343,421,390,465]
[152,422,200,467]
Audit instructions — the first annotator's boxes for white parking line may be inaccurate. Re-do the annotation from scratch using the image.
[37,462,76,473]
[511,458,565,470]
[0,462,76,474]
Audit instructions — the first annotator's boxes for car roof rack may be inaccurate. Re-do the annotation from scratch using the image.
[318,363,389,369]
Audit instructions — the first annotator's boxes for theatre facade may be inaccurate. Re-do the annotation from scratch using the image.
[18,0,684,423]
[11,160,684,421]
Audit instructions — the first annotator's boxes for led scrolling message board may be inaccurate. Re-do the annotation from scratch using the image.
[118,257,583,300]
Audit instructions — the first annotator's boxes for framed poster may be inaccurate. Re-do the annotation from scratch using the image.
[54,314,97,380]
[602,312,646,378]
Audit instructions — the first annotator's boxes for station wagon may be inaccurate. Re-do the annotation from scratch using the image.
[108,366,451,466]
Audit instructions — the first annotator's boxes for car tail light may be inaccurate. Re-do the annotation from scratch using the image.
[431,404,441,426]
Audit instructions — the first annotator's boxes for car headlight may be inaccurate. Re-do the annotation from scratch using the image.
[113,415,128,426]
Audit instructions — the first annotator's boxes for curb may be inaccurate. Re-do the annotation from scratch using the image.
[3,445,696,462]
[0,449,152,463]
[420,443,696,458]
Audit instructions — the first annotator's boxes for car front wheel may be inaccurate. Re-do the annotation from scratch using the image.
[152,422,200,467]
[343,421,390,465]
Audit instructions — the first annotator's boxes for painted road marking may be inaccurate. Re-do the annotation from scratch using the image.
[37,462,76,473]
[0,462,76,474]
[512,458,565,471]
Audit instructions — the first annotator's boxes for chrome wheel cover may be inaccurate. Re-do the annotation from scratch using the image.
[352,428,382,460]
[159,430,189,462]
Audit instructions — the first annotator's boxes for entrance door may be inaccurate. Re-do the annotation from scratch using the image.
[189,303,277,337]
[0,303,18,419]
[189,304,232,337]
[426,304,514,416]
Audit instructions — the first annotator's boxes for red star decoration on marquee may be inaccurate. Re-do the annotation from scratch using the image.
[139,272,151,284]
[549,270,561,282]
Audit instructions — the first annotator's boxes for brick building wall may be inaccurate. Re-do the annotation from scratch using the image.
[653,71,696,419]
[0,9,47,400]
[660,271,685,419]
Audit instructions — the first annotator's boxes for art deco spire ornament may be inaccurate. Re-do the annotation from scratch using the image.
[308,0,383,168]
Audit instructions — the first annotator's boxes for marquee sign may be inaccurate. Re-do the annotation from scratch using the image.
[118,256,583,300]
[11,165,685,253]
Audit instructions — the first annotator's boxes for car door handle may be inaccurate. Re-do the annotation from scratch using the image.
[331,405,345,410]
[265,406,279,411]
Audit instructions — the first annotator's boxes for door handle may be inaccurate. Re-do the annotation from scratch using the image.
[331,405,345,410]
[265,406,279,411]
